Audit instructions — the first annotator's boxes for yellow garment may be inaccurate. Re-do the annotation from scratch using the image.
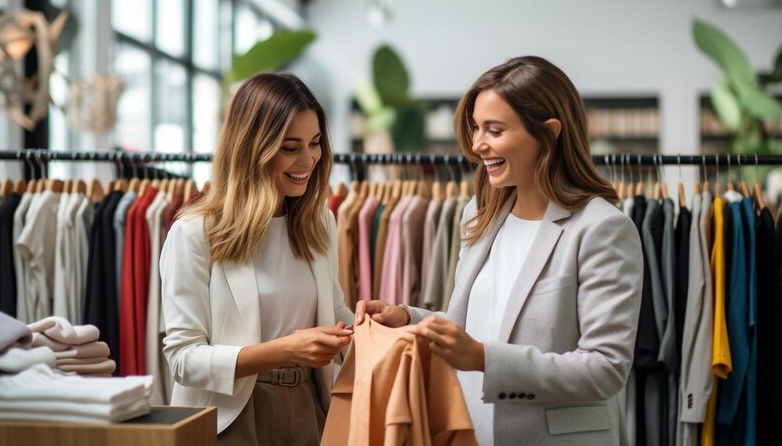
[702,196,731,446]
[710,196,731,378]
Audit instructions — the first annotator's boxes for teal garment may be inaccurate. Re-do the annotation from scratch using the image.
[370,203,386,274]
[717,199,754,446]
[742,198,757,446]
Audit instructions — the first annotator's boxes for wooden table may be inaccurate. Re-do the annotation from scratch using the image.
[0,406,216,446]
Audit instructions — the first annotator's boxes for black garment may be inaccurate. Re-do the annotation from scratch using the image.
[631,195,657,446]
[0,193,22,316]
[755,208,781,446]
[634,195,659,369]
[674,206,691,361]
[83,191,123,370]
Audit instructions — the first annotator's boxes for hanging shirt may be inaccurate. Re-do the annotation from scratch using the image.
[16,190,61,321]
[13,193,33,322]
[461,213,541,446]
[254,215,317,341]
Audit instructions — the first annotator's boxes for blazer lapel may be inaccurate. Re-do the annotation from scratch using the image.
[449,192,515,327]
[498,201,570,342]
[223,260,261,341]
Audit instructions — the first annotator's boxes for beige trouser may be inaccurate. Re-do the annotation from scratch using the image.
[218,372,325,446]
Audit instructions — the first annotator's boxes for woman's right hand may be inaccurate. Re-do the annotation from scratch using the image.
[354,300,411,328]
[283,325,353,368]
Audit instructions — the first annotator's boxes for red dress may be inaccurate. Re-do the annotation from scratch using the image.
[118,187,158,376]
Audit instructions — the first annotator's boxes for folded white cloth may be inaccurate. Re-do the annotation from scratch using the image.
[31,333,70,352]
[0,312,32,351]
[0,396,150,424]
[28,317,100,345]
[57,359,116,375]
[0,346,56,373]
[56,356,111,366]
[0,364,152,405]
[53,341,110,360]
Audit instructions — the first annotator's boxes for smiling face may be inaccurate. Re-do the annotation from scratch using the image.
[471,89,541,190]
[271,109,323,199]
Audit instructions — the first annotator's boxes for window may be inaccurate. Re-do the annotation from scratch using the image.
[111,0,287,184]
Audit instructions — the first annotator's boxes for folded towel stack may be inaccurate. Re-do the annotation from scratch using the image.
[0,363,153,424]
[28,317,116,376]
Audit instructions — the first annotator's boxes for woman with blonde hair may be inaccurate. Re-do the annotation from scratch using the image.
[356,56,643,445]
[161,72,354,446]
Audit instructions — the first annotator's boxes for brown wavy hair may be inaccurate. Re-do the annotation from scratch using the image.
[455,56,618,246]
[180,73,333,264]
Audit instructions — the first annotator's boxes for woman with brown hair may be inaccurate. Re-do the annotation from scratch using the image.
[160,73,354,446]
[356,56,643,446]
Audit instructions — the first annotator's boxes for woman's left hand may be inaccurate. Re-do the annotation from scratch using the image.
[403,316,485,372]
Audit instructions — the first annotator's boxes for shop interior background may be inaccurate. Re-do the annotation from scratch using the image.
[0,0,781,199]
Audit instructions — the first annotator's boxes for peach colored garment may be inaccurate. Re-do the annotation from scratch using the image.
[321,319,478,446]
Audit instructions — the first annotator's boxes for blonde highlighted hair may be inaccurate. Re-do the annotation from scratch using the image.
[180,73,333,264]
[455,56,618,246]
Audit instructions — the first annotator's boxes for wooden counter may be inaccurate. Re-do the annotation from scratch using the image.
[0,406,216,446]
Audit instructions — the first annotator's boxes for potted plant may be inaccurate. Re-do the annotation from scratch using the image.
[693,18,782,157]
[355,44,427,155]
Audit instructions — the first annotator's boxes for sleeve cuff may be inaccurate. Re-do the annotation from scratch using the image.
[209,344,244,396]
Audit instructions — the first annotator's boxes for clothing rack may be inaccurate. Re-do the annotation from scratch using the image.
[3,149,782,166]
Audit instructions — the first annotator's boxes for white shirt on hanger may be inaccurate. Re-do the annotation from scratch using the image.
[459,213,542,446]
[13,193,33,323]
[17,190,61,321]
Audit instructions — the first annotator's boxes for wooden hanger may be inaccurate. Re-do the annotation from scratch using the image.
[459,180,470,197]
[432,181,444,202]
[416,180,430,199]
[334,182,348,199]
[678,183,686,208]
[47,179,64,193]
[183,179,196,203]
[13,179,26,195]
[72,179,86,195]
[26,180,36,194]
[446,180,458,198]
[359,181,369,200]
[114,177,128,193]
[128,177,140,194]
[138,178,151,197]
[392,180,402,199]
[87,179,104,203]
[0,180,11,200]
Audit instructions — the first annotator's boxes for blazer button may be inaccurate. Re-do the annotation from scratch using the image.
[518,393,526,399]
[527,394,536,400]
[508,393,517,399]
[498,392,507,400]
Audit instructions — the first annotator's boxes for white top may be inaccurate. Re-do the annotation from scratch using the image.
[459,213,542,446]
[253,216,317,342]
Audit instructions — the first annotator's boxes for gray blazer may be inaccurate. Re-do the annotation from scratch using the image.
[407,192,643,446]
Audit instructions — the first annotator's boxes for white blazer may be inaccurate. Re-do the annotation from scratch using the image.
[160,209,354,433]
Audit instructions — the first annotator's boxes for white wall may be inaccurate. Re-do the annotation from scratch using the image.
[301,0,782,188]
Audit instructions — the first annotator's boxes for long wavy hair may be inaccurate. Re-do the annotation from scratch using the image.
[180,73,333,264]
[455,56,618,246]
